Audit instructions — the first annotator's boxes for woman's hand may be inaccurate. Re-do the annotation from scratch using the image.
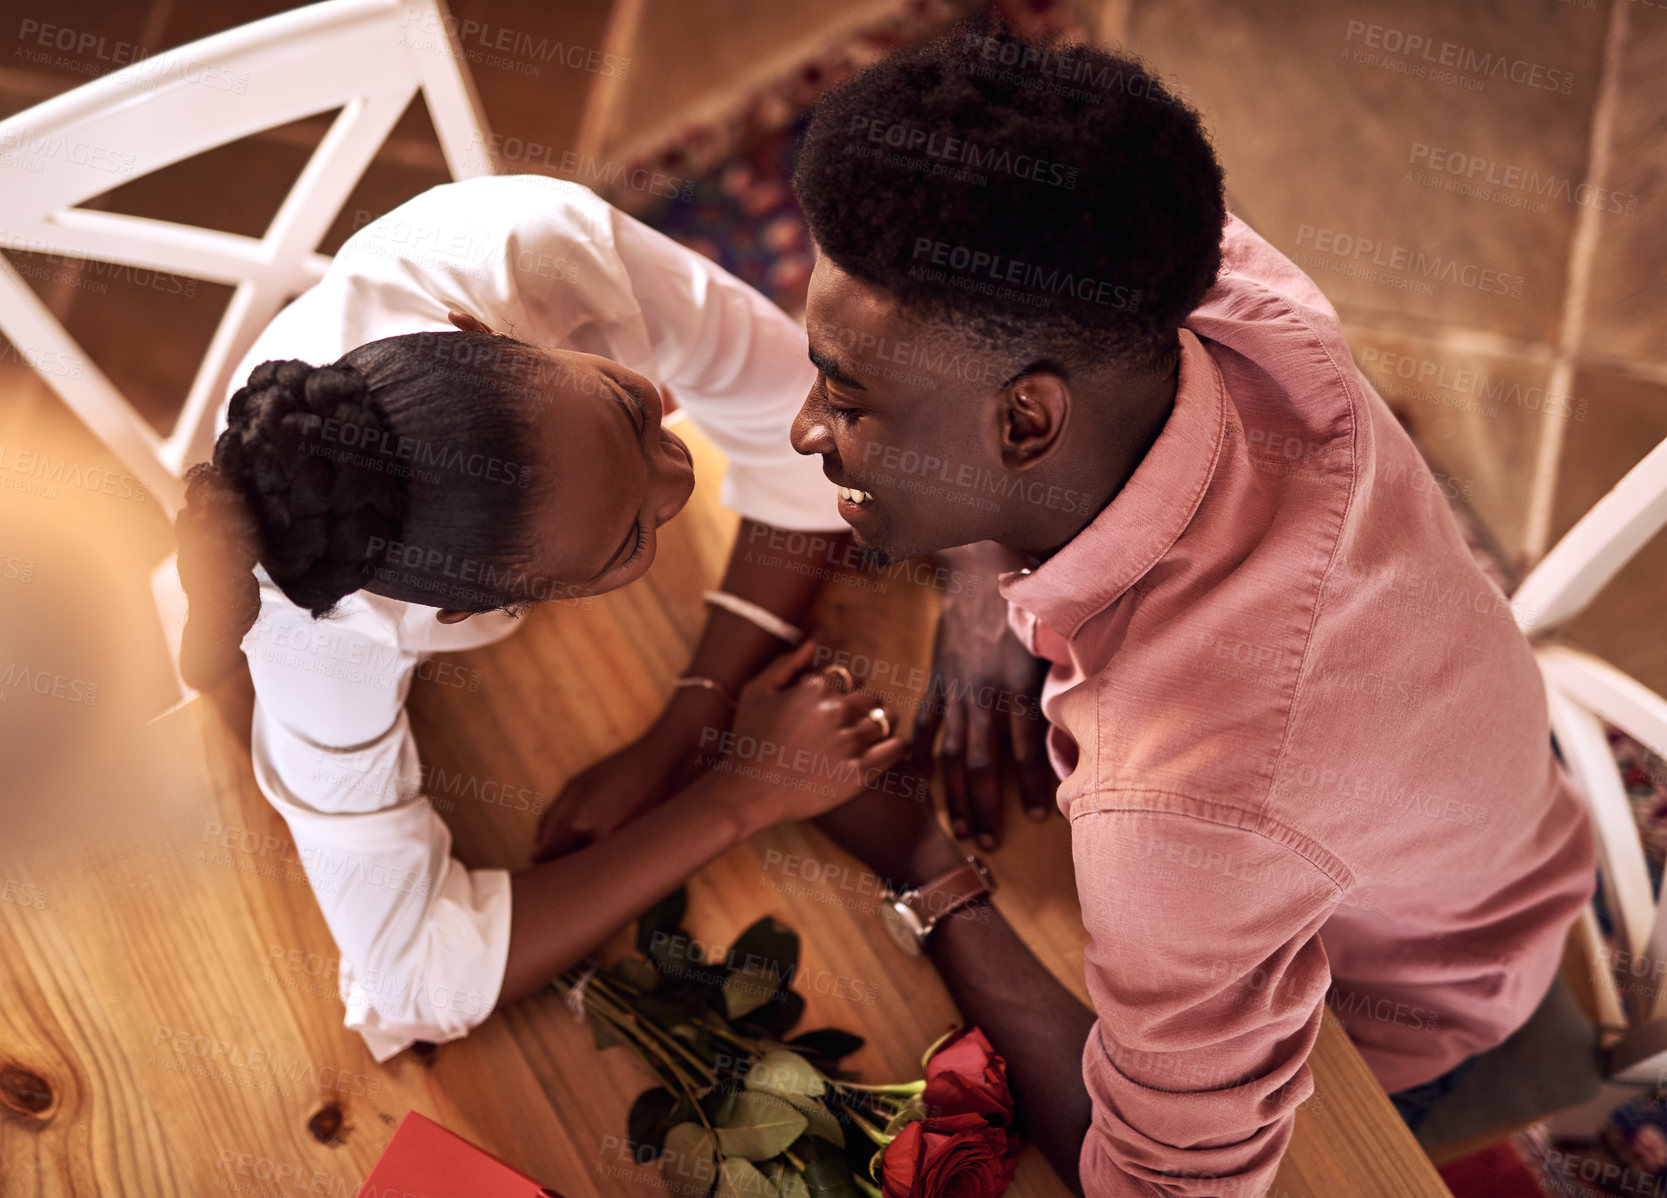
[715,640,907,834]
[533,686,731,863]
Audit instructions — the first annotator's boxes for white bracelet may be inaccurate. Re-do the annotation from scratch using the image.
[703,590,805,646]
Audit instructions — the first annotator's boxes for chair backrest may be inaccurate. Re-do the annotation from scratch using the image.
[1512,435,1667,1073]
[0,0,495,517]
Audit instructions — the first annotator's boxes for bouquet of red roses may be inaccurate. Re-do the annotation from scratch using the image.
[876,1026,1018,1198]
[556,889,1018,1198]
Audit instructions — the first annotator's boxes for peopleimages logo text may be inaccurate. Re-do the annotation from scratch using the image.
[1294,225,1525,299]
[909,238,1142,309]
[1343,21,1575,94]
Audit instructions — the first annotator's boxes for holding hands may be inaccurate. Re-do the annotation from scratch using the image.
[717,639,908,827]
[535,544,1054,880]
[535,641,906,860]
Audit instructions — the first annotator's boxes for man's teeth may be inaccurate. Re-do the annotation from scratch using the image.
[838,485,874,505]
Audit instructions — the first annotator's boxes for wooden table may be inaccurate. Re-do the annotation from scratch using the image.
[0,426,1451,1198]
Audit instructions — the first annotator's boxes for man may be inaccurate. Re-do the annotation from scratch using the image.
[790,27,1596,1197]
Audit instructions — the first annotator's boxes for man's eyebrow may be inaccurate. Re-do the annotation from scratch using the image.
[808,346,867,391]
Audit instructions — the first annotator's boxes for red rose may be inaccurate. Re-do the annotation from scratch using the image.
[881,1115,1016,1198]
[923,1028,1014,1130]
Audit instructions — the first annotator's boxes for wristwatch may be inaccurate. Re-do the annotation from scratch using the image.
[878,856,995,957]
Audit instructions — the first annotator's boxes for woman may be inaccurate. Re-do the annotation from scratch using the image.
[178,175,899,1061]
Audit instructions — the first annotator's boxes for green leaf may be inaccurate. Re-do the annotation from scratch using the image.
[662,1122,717,1196]
[700,1083,741,1126]
[747,990,806,1039]
[785,1095,845,1148]
[714,1091,809,1161]
[746,1050,826,1100]
[627,1087,679,1159]
[775,1169,810,1198]
[724,960,781,1019]
[716,1157,781,1198]
[785,1028,865,1064]
[725,916,799,983]
[591,1020,622,1052]
[637,888,688,954]
[649,930,698,981]
[610,957,660,994]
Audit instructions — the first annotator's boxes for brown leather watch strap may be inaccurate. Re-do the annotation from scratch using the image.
[899,856,994,937]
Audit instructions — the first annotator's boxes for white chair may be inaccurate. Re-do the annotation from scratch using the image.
[1511,435,1667,1082]
[0,0,496,518]
[1409,436,1667,1160]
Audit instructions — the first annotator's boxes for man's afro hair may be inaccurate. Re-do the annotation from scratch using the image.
[793,25,1227,373]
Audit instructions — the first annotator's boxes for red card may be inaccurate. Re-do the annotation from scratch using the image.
[357,1111,563,1198]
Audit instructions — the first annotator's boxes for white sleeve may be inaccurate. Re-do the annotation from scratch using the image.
[224,175,643,414]
[228,175,836,531]
[242,588,511,1062]
[609,207,840,532]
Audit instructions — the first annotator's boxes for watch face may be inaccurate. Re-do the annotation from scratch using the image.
[880,900,924,957]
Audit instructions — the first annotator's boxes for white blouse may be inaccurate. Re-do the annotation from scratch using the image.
[224,175,835,1061]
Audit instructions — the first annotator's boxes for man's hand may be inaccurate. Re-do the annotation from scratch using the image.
[915,542,1056,850]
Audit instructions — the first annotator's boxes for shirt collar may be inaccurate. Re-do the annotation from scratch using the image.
[998,328,1228,638]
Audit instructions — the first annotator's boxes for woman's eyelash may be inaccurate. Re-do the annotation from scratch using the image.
[622,524,647,567]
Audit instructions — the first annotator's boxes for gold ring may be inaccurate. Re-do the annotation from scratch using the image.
[821,664,855,692]
[866,706,891,738]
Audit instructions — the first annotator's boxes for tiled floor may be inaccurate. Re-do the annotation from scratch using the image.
[1122,0,1667,695]
[0,0,1662,700]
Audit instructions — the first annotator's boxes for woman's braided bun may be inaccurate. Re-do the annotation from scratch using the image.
[177,359,408,688]
[176,329,547,691]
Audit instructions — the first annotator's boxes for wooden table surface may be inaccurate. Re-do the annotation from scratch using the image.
[0,425,1452,1198]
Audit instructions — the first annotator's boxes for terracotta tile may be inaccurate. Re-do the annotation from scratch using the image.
[1126,0,1610,343]
[1580,1,1667,367]
[1544,365,1667,695]
[1345,322,1565,568]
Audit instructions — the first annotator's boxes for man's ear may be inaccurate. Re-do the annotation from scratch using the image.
[999,371,1071,470]
[435,609,474,625]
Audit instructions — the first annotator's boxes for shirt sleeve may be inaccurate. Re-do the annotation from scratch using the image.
[242,583,511,1062]
[607,207,840,532]
[1070,806,1342,1197]
[230,175,836,532]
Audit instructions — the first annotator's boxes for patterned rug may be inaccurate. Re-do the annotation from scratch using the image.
[597,0,1091,318]
[608,4,1667,1195]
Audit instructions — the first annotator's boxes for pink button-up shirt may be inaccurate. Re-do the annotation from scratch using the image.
[1001,217,1595,1197]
